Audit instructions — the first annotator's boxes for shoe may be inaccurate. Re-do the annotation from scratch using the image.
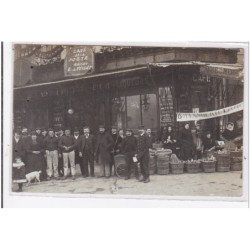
[61,176,67,180]
[47,177,52,181]
[72,176,76,180]
[138,176,144,182]
[124,176,130,180]
[143,178,150,183]
[54,177,60,180]
[91,174,95,177]
[82,175,87,178]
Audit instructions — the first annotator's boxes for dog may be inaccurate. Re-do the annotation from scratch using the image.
[26,171,42,186]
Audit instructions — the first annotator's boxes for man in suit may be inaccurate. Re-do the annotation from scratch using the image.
[79,126,95,177]
[121,129,137,180]
[95,125,114,178]
[73,127,82,174]
[146,128,155,149]
[13,130,26,163]
[136,125,151,183]
[110,126,118,176]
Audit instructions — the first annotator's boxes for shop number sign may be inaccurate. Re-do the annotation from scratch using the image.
[64,46,94,76]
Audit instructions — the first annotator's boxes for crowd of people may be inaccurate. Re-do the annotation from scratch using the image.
[12,121,242,192]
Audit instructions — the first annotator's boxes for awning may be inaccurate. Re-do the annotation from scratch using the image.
[149,61,244,81]
[14,66,148,90]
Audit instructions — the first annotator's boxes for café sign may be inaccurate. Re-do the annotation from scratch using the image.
[64,46,94,76]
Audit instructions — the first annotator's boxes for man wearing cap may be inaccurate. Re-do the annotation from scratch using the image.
[43,128,59,180]
[78,126,95,177]
[121,129,137,180]
[95,125,114,178]
[59,128,77,180]
[135,125,151,183]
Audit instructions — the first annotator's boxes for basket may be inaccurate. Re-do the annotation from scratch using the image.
[201,161,216,173]
[170,162,184,174]
[185,162,201,173]
[216,154,230,172]
[149,156,157,175]
[230,157,242,171]
[157,161,170,175]
[229,151,242,158]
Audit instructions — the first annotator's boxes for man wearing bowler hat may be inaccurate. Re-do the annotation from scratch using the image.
[135,125,151,183]
[121,128,137,180]
[78,126,95,177]
[95,125,114,178]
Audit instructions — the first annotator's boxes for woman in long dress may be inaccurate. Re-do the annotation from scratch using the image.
[25,131,46,180]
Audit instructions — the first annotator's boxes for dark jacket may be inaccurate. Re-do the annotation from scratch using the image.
[79,134,95,154]
[95,132,114,164]
[136,133,150,160]
[43,136,59,151]
[58,135,76,153]
[121,135,137,156]
[13,137,26,161]
[179,128,194,146]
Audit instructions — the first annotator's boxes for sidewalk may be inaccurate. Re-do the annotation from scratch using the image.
[14,170,243,197]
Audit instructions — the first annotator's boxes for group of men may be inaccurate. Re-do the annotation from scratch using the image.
[13,125,153,184]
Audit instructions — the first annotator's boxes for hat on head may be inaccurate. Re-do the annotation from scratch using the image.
[30,131,37,136]
[48,128,54,132]
[138,125,145,130]
[83,126,89,130]
[73,127,79,132]
[126,128,132,132]
[36,127,41,130]
[111,126,117,130]
[99,125,105,129]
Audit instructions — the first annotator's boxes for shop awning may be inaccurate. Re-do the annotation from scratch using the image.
[14,66,148,90]
[149,62,244,81]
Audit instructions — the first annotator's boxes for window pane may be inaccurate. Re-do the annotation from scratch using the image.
[141,94,157,130]
[127,95,141,130]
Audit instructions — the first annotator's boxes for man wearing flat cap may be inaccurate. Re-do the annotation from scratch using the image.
[135,125,151,183]
[95,125,114,178]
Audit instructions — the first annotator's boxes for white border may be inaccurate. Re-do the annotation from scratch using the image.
[3,42,249,207]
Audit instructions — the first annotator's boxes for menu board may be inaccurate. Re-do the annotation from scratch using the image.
[64,46,94,76]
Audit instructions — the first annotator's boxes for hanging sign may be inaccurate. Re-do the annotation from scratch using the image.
[177,102,244,122]
[64,46,94,76]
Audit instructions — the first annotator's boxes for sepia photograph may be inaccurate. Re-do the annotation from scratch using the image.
[9,43,246,198]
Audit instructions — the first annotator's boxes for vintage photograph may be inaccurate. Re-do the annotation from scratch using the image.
[11,43,245,198]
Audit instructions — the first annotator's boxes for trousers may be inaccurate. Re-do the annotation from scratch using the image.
[63,151,76,177]
[82,150,94,176]
[46,150,59,177]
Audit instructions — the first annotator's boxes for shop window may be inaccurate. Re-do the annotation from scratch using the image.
[112,94,158,131]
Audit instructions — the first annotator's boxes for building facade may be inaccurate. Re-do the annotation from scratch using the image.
[13,45,244,138]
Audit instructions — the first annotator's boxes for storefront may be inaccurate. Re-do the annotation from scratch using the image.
[13,45,243,138]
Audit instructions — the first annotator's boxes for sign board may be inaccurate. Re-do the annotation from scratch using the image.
[64,46,94,76]
[200,65,243,80]
[177,102,244,122]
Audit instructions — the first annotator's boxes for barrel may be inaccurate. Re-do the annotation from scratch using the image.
[185,162,201,173]
[230,156,242,171]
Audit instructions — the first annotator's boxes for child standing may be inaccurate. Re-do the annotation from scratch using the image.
[13,157,27,192]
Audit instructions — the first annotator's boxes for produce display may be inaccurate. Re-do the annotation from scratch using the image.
[170,154,185,174]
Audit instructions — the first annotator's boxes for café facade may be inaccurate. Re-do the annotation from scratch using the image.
[13,45,244,138]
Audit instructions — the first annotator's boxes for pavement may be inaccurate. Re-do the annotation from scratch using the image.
[12,164,243,197]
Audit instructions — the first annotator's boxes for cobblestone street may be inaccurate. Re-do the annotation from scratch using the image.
[12,165,243,197]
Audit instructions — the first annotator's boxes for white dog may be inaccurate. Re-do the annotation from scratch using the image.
[26,171,41,186]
